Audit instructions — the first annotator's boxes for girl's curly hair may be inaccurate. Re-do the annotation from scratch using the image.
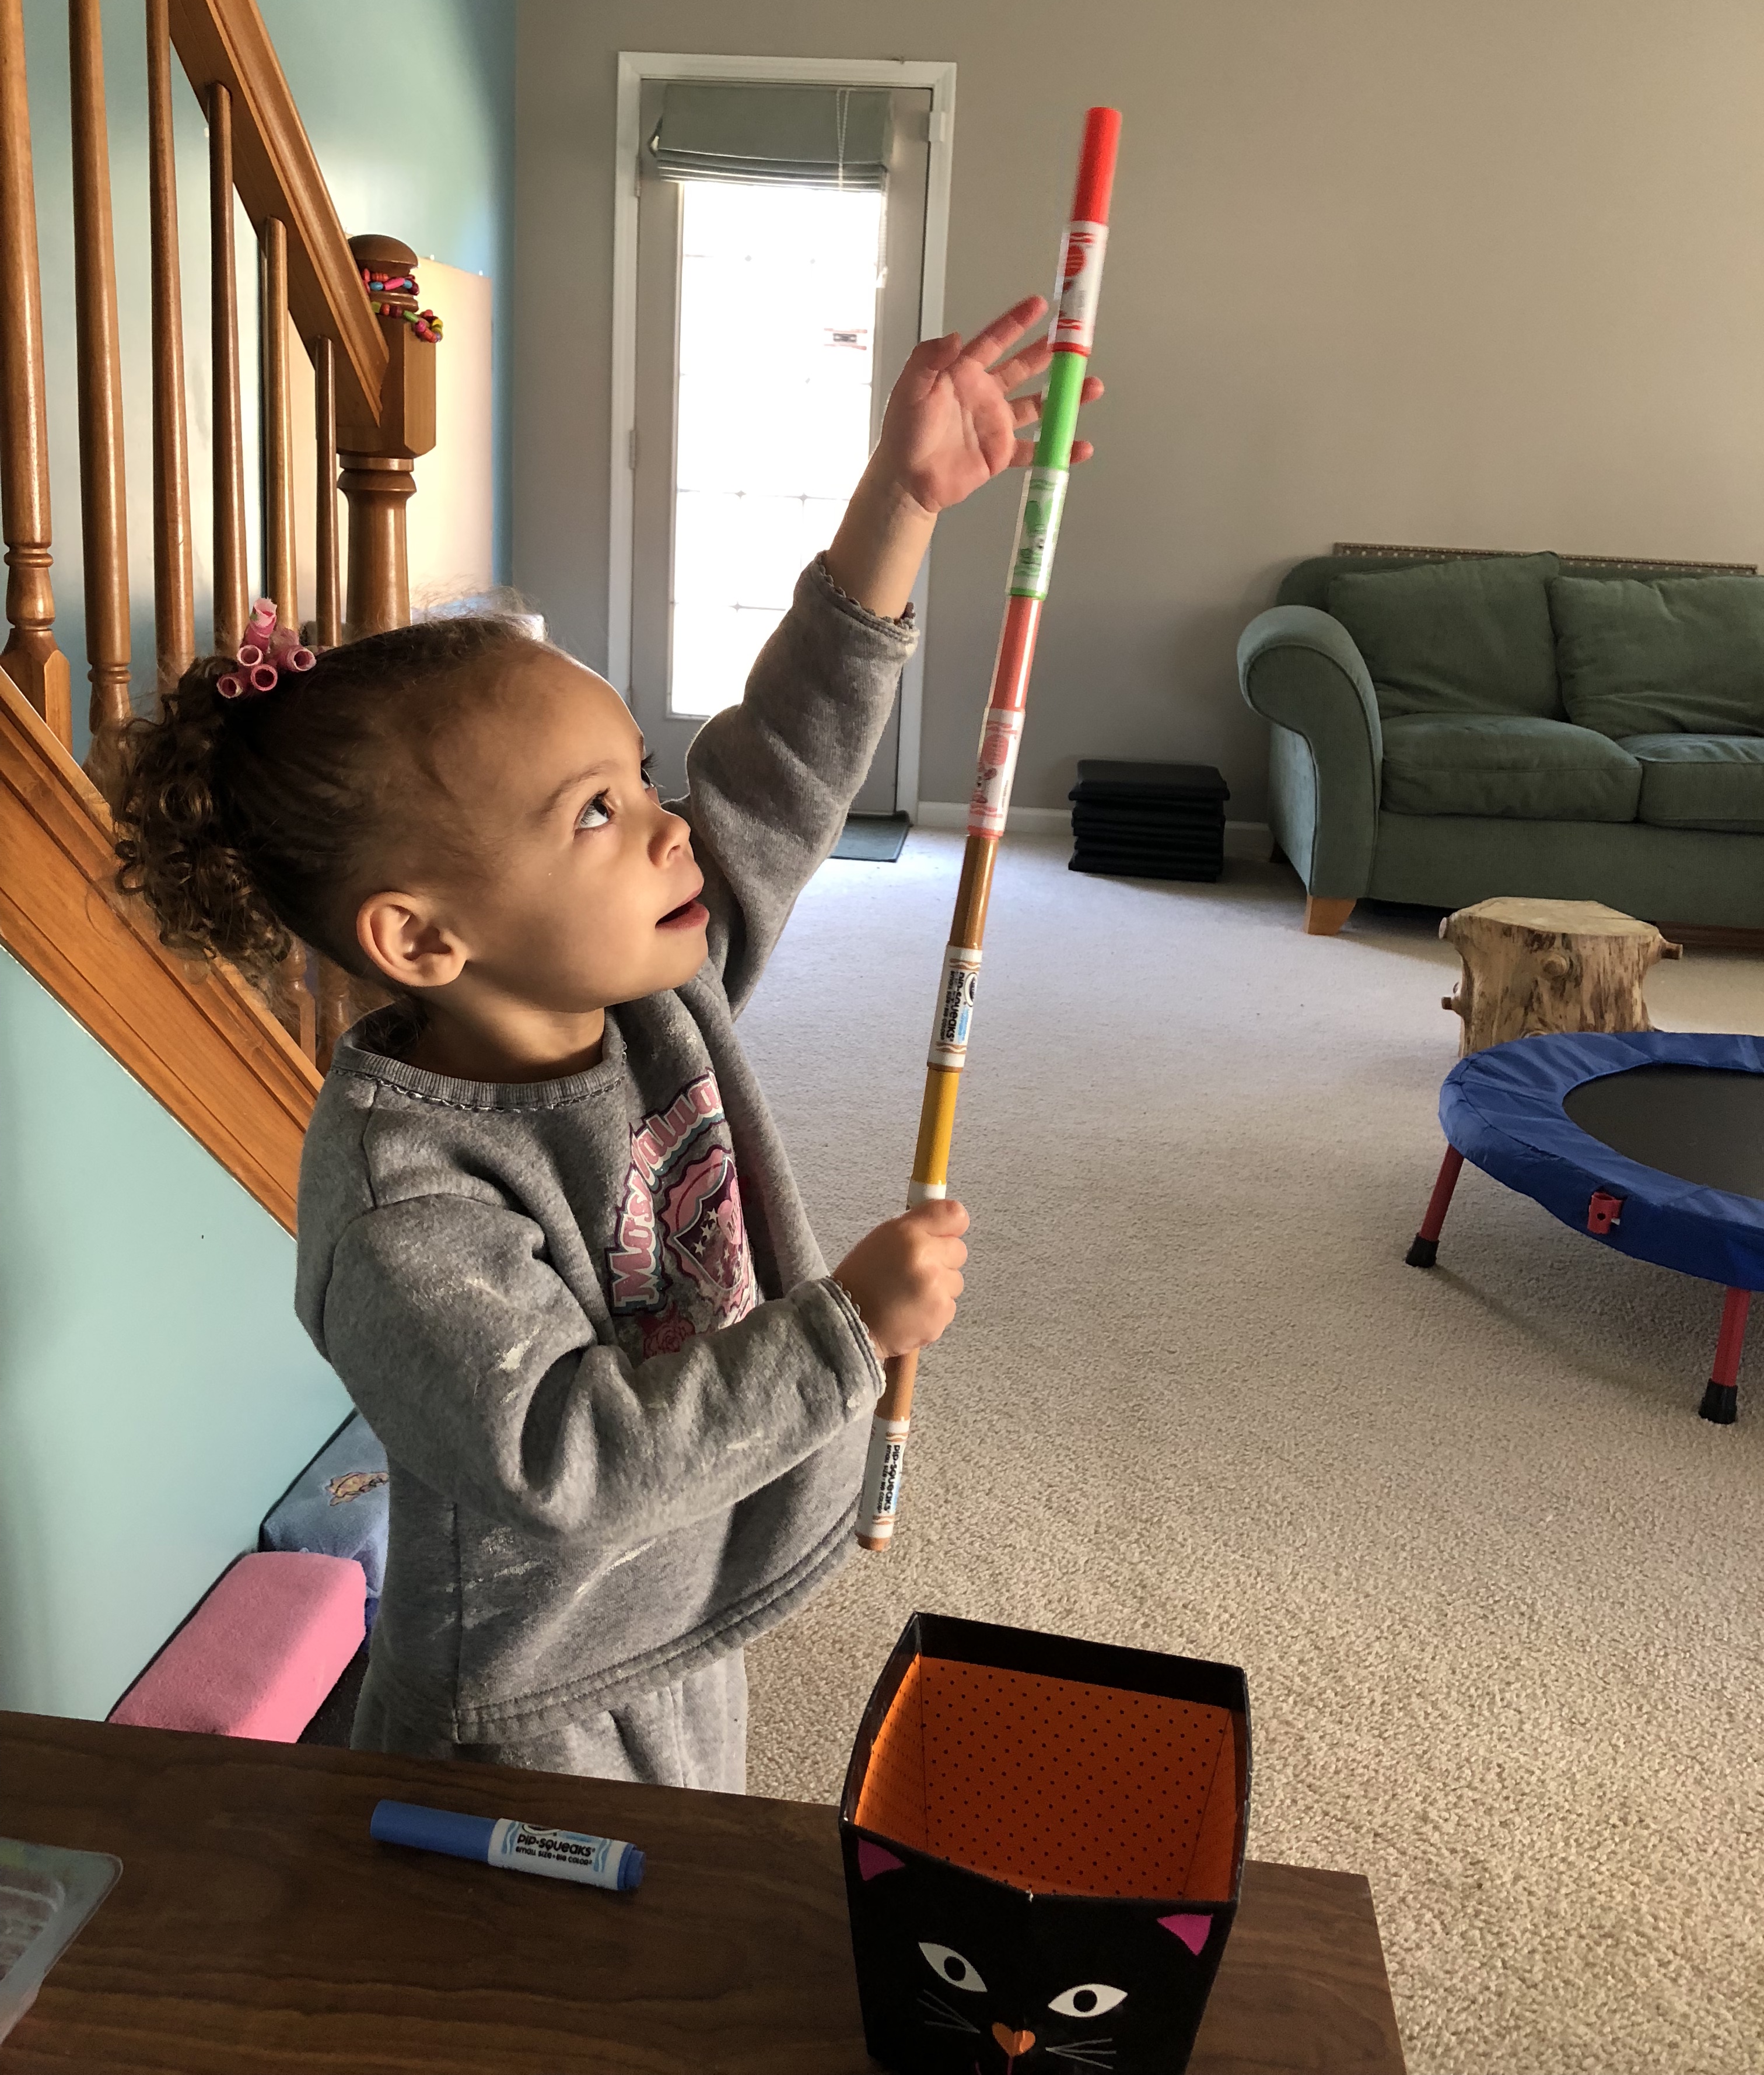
[114,614,547,985]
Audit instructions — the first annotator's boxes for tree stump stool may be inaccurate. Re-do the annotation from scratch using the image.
[1440,897,1682,1056]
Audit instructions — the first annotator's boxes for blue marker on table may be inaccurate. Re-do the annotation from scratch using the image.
[370,1799,644,1892]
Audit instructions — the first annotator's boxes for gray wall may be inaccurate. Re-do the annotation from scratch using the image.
[512,0,1764,821]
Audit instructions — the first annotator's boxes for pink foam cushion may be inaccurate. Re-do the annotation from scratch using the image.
[110,1551,365,1742]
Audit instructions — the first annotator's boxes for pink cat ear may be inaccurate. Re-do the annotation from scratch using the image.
[858,1842,906,1882]
[1158,1913,1211,1956]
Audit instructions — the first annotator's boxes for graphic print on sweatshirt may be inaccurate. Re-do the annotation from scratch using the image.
[605,1071,760,1360]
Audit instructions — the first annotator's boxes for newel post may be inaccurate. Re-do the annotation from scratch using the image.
[337,234,435,636]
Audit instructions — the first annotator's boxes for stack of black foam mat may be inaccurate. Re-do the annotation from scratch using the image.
[1068,760,1229,880]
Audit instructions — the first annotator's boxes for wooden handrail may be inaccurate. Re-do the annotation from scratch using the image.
[167,0,386,437]
[0,660,320,1233]
[0,0,438,1205]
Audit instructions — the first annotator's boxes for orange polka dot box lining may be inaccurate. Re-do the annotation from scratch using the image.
[839,1612,1251,2075]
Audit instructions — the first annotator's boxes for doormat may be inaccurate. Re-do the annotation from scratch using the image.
[834,814,911,863]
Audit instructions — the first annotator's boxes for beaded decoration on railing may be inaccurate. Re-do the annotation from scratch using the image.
[360,268,443,342]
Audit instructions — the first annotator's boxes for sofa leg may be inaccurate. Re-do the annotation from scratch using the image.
[1304,895,1357,937]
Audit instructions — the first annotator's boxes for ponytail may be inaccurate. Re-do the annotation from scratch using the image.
[114,656,295,979]
[113,614,545,985]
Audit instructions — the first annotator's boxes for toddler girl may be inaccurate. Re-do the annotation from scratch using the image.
[115,298,1098,1789]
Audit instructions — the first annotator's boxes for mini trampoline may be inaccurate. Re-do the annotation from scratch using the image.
[1406,1031,1764,1423]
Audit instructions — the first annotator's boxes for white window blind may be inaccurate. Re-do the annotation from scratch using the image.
[648,82,894,190]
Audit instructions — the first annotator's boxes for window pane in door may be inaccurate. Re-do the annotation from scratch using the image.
[670,180,884,719]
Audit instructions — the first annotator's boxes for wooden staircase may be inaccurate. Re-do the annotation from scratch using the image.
[0,0,439,1231]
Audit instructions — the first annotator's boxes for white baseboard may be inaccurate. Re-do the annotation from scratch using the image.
[1224,821,1275,861]
[915,802,1275,861]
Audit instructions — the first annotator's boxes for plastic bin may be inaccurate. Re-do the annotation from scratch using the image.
[0,1838,121,2046]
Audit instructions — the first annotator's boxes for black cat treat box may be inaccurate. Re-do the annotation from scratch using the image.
[839,1612,1251,2075]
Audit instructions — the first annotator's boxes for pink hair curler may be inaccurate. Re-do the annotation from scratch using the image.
[220,596,322,700]
[268,625,317,673]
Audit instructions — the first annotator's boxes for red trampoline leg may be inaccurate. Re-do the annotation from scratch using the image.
[1699,1288,1751,1426]
[1406,1145,1465,1269]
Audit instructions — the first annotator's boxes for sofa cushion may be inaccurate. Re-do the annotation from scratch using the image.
[1381,715,1642,821]
[1550,574,1764,737]
[1326,553,1562,721]
[1620,733,1764,833]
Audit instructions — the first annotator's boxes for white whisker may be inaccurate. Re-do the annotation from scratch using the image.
[916,1988,981,2035]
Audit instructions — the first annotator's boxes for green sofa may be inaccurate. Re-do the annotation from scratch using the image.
[1237,550,1764,935]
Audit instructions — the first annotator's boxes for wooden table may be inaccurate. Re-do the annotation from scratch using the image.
[1,1712,1406,2073]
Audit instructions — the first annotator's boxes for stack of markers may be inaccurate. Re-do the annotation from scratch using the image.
[1067,759,1229,881]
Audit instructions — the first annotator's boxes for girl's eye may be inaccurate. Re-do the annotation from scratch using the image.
[576,792,612,832]
[640,757,657,793]
[1048,1983,1126,2018]
[918,1943,986,1993]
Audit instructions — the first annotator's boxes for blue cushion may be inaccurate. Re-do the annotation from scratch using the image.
[260,1412,388,1627]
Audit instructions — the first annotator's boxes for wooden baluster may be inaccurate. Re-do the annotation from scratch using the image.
[259,216,296,624]
[258,219,312,1058]
[314,335,341,647]
[310,335,350,1069]
[315,964,358,1069]
[208,82,246,656]
[0,0,71,741]
[146,0,193,693]
[69,0,131,807]
[269,944,316,1058]
[339,233,434,636]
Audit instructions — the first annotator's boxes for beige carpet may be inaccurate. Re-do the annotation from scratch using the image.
[737,834,1764,2075]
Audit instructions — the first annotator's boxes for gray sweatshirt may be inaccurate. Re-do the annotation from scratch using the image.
[293,559,915,1742]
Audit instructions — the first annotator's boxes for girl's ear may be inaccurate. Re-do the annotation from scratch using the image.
[356,891,468,992]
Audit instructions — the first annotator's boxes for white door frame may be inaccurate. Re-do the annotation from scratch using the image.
[610,50,957,818]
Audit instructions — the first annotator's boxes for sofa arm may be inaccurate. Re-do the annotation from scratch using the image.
[1237,606,1382,900]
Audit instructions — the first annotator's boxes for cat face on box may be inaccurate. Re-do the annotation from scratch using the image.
[849,1839,1219,2073]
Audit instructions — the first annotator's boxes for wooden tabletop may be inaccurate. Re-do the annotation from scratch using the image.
[1,1712,1405,2073]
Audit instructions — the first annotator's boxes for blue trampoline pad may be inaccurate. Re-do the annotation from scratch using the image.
[1440,1031,1764,1292]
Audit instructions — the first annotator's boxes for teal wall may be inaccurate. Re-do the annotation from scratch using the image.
[5,0,510,1714]
[0,948,351,1719]
[22,0,514,761]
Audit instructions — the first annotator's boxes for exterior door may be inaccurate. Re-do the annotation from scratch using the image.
[628,81,932,808]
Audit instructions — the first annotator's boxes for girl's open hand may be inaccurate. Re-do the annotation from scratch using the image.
[873,295,1105,518]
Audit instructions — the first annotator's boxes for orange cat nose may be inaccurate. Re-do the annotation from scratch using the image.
[992,2022,1036,2059]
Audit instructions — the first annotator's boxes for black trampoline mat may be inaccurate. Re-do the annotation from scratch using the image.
[1563,1065,1764,1201]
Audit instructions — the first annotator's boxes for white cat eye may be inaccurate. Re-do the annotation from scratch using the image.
[1048,1982,1128,2017]
[918,1942,988,1993]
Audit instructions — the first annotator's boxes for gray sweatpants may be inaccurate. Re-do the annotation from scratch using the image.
[351,1648,747,1793]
